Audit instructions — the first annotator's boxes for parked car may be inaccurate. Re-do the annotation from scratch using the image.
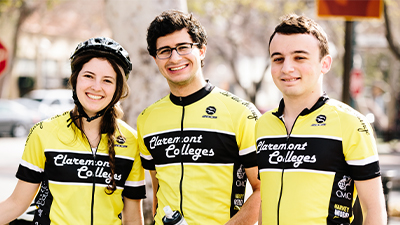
[23,89,74,115]
[14,97,53,120]
[0,99,41,137]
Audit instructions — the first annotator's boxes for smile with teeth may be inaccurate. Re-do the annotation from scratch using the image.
[283,78,300,81]
[170,64,187,71]
[87,93,102,100]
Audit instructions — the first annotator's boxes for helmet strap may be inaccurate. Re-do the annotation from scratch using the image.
[72,90,107,122]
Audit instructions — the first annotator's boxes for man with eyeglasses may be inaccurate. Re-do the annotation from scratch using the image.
[137,10,261,225]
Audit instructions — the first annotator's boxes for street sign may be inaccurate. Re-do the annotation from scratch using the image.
[350,68,364,98]
[0,41,7,77]
[317,0,382,20]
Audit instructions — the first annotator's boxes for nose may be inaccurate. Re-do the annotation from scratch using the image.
[169,48,182,62]
[91,79,102,91]
[281,59,295,74]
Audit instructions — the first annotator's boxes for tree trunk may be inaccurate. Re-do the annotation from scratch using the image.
[383,0,400,140]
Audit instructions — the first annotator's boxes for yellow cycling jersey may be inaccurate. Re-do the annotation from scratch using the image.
[16,111,146,225]
[256,96,381,225]
[137,83,260,225]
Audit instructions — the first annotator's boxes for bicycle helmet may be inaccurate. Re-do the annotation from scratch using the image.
[70,37,132,78]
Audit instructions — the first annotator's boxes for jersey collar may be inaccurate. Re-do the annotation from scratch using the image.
[273,93,330,117]
[169,81,214,106]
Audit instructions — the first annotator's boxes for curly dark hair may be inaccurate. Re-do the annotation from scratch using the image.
[146,10,207,67]
[269,14,329,60]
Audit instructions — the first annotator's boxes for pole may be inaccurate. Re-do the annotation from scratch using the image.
[342,21,354,105]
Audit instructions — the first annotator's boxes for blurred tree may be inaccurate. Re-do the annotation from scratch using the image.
[383,0,400,140]
[0,0,50,98]
[187,0,312,104]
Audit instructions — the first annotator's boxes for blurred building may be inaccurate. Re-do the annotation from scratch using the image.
[9,0,111,97]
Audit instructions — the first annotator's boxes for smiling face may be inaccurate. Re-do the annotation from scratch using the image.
[75,58,117,117]
[269,33,331,102]
[153,28,206,96]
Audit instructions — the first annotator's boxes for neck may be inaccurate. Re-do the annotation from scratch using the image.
[169,75,207,97]
[283,90,323,117]
[73,109,102,134]
[81,117,102,148]
[282,91,323,133]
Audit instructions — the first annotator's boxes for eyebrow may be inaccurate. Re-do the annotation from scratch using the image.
[157,42,192,50]
[270,50,310,57]
[82,71,116,80]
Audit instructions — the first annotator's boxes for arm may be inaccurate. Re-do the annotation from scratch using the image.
[149,170,159,216]
[122,198,144,225]
[258,203,262,225]
[226,166,261,225]
[0,180,39,224]
[354,176,387,225]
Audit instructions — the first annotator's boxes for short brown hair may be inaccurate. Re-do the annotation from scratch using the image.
[147,10,207,67]
[269,14,329,59]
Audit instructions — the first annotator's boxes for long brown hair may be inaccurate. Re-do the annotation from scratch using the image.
[69,51,130,194]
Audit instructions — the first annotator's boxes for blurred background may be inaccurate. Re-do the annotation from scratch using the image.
[1,0,400,224]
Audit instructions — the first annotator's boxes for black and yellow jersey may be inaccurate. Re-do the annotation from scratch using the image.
[256,96,381,225]
[16,111,146,225]
[137,82,260,225]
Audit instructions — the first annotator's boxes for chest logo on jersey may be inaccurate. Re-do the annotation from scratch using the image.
[149,135,215,161]
[311,114,327,127]
[53,154,122,183]
[203,106,217,119]
[257,141,316,167]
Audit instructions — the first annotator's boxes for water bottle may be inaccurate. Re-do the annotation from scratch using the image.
[162,205,188,225]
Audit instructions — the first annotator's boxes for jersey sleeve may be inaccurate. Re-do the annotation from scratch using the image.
[137,112,156,170]
[16,123,45,183]
[341,111,381,180]
[122,148,146,199]
[236,101,261,168]
[116,120,147,199]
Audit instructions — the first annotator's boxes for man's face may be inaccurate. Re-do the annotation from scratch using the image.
[269,33,331,100]
[153,28,206,90]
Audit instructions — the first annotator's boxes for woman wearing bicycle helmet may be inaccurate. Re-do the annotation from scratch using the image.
[0,37,146,225]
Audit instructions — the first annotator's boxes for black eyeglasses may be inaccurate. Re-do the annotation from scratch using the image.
[156,43,199,59]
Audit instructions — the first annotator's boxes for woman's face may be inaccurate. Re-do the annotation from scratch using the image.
[75,58,117,117]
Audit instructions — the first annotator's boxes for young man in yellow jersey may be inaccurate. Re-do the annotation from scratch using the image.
[137,10,261,225]
[256,14,387,225]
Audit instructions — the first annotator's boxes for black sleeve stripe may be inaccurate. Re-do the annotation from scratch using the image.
[140,156,156,170]
[241,151,258,168]
[122,186,146,199]
[350,161,381,180]
[15,164,42,183]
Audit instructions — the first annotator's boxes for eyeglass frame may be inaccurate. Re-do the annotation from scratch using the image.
[155,43,200,59]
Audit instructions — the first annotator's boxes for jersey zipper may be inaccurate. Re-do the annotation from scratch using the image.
[179,97,185,217]
[83,133,100,225]
[276,114,299,225]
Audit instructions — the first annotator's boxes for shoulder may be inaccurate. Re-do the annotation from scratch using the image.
[210,87,260,119]
[256,107,279,126]
[138,95,170,119]
[324,99,373,133]
[31,111,70,134]
[325,99,366,121]
[117,119,137,138]
[25,111,71,144]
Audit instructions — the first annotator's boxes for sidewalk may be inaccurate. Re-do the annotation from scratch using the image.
[389,190,400,224]
[378,142,400,224]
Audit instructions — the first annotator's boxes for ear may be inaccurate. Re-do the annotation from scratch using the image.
[321,55,332,74]
[199,44,207,60]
